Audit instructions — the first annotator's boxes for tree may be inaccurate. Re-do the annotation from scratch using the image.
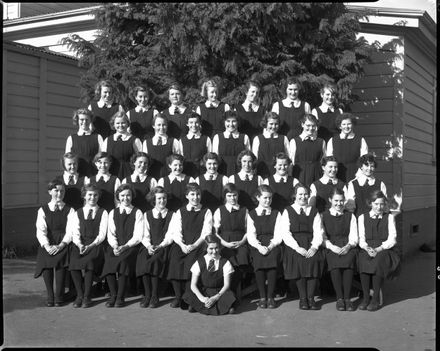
[62,3,377,112]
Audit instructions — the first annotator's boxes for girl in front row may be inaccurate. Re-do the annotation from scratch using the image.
[246,185,283,309]
[282,183,324,310]
[357,190,400,311]
[68,184,108,308]
[100,184,144,308]
[136,186,174,308]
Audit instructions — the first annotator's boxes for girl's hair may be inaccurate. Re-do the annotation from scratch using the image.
[130,85,152,103]
[253,184,273,204]
[81,184,101,199]
[284,76,303,92]
[236,150,257,169]
[72,108,93,126]
[204,234,221,246]
[367,190,388,206]
[186,111,201,124]
[186,182,201,196]
[335,112,357,128]
[321,155,338,167]
[245,79,261,92]
[222,183,238,199]
[223,110,238,122]
[94,80,113,99]
[130,152,150,170]
[200,79,219,98]
[110,111,130,130]
[167,83,184,98]
[115,183,135,200]
[61,152,78,171]
[328,187,345,200]
[202,152,220,167]
[291,183,310,202]
[48,178,64,191]
[272,152,292,167]
[93,151,112,165]
[146,186,168,206]
[260,111,280,128]
[358,153,377,168]
[152,113,168,126]
[300,113,319,127]
[320,82,337,95]
[166,153,184,167]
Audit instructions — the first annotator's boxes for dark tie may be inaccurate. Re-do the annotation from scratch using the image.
[174,107,180,115]
[209,174,214,180]
[248,103,252,112]
[117,135,123,141]
[281,177,286,183]
[271,134,275,139]
[208,103,214,109]
[121,209,127,215]
[87,209,93,220]
[68,175,75,185]
[191,206,196,212]
[245,174,250,181]
[158,211,163,219]
[300,207,305,215]
[261,209,267,216]
[231,207,239,213]
[327,179,333,185]
[305,137,312,142]
[98,176,104,183]
[157,137,162,146]
[207,258,215,272]
[290,102,294,108]
[54,204,60,212]
[135,175,141,183]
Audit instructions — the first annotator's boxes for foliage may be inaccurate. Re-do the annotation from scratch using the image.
[62,3,377,111]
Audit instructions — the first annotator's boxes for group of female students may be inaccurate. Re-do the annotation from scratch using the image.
[34,77,400,315]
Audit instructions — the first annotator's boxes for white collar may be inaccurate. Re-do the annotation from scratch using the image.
[49,201,66,211]
[169,173,185,182]
[243,101,258,111]
[205,100,219,108]
[119,205,133,214]
[187,131,202,139]
[255,206,271,215]
[77,130,92,136]
[292,203,311,215]
[224,131,239,138]
[152,207,168,218]
[339,132,355,139]
[114,132,130,140]
[135,106,150,113]
[204,173,218,180]
[299,132,317,141]
[169,105,185,114]
[329,207,344,216]
[132,172,147,181]
[153,134,167,142]
[320,175,338,185]
[96,173,111,182]
[97,100,114,108]
[319,104,335,113]
[186,204,202,212]
[357,174,376,186]
[64,172,78,182]
[283,98,301,108]
[238,170,254,180]
[369,210,383,219]
[273,174,288,182]
[262,129,278,138]
[225,203,240,212]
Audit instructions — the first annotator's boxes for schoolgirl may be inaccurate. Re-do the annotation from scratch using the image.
[68,184,108,308]
[236,80,264,141]
[196,79,231,138]
[271,77,311,140]
[212,110,251,177]
[65,108,103,178]
[59,152,85,210]
[136,186,174,308]
[161,83,190,140]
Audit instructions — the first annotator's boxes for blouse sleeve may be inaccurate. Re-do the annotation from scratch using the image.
[65,136,73,153]
[283,136,290,156]
[68,211,81,247]
[212,134,219,155]
[102,138,108,152]
[310,211,324,249]
[200,209,213,239]
[360,137,368,156]
[271,102,279,114]
[357,214,368,249]
[251,136,260,159]
[304,102,311,114]
[61,209,76,244]
[213,208,221,230]
[381,215,397,250]
[91,210,108,246]
[245,213,261,249]
[141,213,152,248]
[107,210,118,249]
[190,260,201,275]
[169,210,183,244]
[125,209,144,247]
[243,134,251,151]
[142,140,148,153]
[206,137,212,153]
[289,138,297,164]
[326,138,334,156]
[133,138,143,153]
[222,260,235,276]
[281,210,300,251]
[348,213,359,247]
[173,139,182,154]
[270,212,284,247]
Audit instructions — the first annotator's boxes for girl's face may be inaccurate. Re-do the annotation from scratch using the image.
[266,118,279,134]
[95,157,111,174]
[257,191,272,209]
[225,192,238,206]
[49,185,65,203]
[205,159,218,174]
[323,161,338,179]
[84,190,99,207]
[286,83,300,101]
[169,88,182,105]
[246,85,259,103]
[169,159,183,175]
[134,156,149,174]
[186,190,201,207]
[340,119,353,135]
[135,90,149,107]
[187,117,201,134]
[274,158,289,176]
[118,189,132,206]
[153,117,167,135]
[360,162,375,177]
[154,192,167,210]
[321,88,335,106]
[78,114,91,131]
[371,197,386,215]
[206,86,217,102]
[206,242,220,258]
[100,86,112,103]
[114,117,128,134]
[329,194,345,213]
[224,117,238,133]
[302,119,317,136]
[240,155,253,173]
[64,158,78,174]
[295,187,309,206]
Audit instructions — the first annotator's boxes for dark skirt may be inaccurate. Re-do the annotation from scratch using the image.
[100,245,139,278]
[166,243,205,280]
[135,245,170,278]
[249,245,282,272]
[220,231,250,267]
[68,245,104,275]
[358,248,400,279]
[283,246,324,280]
[183,287,236,315]
[34,245,70,278]
[325,247,358,271]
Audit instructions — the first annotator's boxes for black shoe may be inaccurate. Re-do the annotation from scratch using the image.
[82,297,92,308]
[299,298,309,310]
[308,297,319,310]
[180,300,189,310]
[336,298,345,311]
[73,297,83,308]
[149,297,159,308]
[46,300,54,307]
[345,299,355,311]
[105,296,116,308]
[54,298,64,307]
[170,298,181,308]
[367,300,380,311]
[115,298,125,308]
[358,298,369,311]
[257,298,267,309]
[188,306,196,313]
[140,296,150,308]
[267,298,276,309]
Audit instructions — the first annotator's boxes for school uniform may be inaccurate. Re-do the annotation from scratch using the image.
[275,99,307,140]
[314,105,341,142]
[252,131,290,179]
[183,255,236,315]
[166,204,213,281]
[346,175,388,217]
[122,173,157,213]
[142,135,180,180]
[212,131,250,177]
[198,101,228,138]
[264,174,298,212]
[60,173,85,210]
[228,171,263,211]
[179,131,211,177]
[358,211,400,278]
[105,133,140,180]
[127,106,156,141]
[327,133,368,183]
[310,175,345,213]
[236,102,263,141]
[136,208,173,278]
[100,205,143,278]
[68,206,108,275]
[66,131,102,177]
[35,202,75,278]
[290,134,325,188]
[281,204,324,280]
[162,105,189,140]
[158,174,193,212]
[89,101,121,138]
[322,208,358,271]
[195,173,228,212]
[87,174,120,212]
